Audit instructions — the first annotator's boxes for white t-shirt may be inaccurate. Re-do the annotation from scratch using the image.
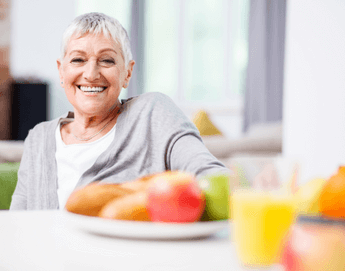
[55,120,116,209]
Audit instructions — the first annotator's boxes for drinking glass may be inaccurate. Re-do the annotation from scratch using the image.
[231,188,296,270]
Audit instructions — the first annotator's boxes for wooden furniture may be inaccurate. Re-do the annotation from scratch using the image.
[0,0,12,140]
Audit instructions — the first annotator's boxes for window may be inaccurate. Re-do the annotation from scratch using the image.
[144,0,249,118]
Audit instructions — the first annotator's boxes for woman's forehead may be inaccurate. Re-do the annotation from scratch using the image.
[66,33,121,53]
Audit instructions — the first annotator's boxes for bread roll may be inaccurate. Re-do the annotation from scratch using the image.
[65,182,134,216]
[98,191,150,221]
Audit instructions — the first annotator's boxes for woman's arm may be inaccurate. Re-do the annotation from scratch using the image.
[169,133,232,178]
[143,92,231,178]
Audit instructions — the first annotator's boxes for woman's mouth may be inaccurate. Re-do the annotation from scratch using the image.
[78,85,107,93]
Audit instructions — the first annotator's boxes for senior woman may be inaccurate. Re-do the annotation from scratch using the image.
[10,12,230,210]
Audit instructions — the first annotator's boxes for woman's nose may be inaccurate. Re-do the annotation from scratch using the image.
[83,61,101,81]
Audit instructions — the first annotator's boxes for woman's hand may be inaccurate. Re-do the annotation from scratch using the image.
[253,162,299,193]
[253,163,281,189]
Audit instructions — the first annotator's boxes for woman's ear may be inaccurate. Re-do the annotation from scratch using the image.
[123,60,135,88]
[57,59,64,87]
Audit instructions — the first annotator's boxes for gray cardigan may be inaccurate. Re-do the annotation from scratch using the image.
[10,92,229,210]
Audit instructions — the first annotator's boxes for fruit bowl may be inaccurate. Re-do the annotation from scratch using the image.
[281,215,345,270]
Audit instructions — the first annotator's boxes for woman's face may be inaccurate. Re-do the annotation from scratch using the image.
[57,33,134,118]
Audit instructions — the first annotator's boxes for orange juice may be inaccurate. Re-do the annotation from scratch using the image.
[232,190,296,267]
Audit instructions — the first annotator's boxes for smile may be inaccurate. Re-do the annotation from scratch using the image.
[78,85,107,93]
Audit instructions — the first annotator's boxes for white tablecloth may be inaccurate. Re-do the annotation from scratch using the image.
[0,210,247,271]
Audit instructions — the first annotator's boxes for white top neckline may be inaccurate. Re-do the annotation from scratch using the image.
[55,120,116,209]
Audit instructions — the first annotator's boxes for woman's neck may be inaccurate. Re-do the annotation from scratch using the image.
[73,100,120,131]
[63,100,121,143]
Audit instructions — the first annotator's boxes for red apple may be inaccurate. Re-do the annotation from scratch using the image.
[147,171,205,223]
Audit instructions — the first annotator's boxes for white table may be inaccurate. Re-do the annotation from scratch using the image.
[0,210,248,271]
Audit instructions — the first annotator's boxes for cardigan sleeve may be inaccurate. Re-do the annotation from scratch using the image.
[9,131,32,210]
[146,92,232,178]
[169,132,231,178]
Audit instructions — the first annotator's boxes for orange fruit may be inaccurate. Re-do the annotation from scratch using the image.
[319,166,345,219]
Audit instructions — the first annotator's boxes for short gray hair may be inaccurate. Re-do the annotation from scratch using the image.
[60,12,132,66]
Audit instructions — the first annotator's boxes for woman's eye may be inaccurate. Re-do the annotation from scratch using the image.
[71,58,84,63]
[101,59,115,64]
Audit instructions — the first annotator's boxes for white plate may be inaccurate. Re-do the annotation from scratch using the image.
[64,211,229,240]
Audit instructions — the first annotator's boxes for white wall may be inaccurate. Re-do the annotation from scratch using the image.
[283,0,345,184]
[10,0,76,120]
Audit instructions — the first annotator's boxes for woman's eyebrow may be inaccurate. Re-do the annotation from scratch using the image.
[99,48,117,54]
[68,49,117,56]
[68,50,86,56]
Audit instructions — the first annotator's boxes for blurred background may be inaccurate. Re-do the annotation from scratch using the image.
[2,0,251,139]
[1,0,345,184]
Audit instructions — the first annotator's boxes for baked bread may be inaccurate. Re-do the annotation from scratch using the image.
[98,191,150,221]
[65,182,134,216]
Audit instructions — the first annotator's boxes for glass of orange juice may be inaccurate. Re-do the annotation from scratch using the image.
[231,188,296,269]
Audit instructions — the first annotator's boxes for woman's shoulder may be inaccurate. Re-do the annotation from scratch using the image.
[121,92,178,114]
[122,92,172,105]
[26,112,71,140]
[119,92,192,131]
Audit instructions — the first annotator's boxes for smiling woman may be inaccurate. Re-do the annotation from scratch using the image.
[10,12,231,211]
[56,13,135,145]
[57,33,134,144]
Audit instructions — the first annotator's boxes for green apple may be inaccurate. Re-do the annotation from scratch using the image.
[198,173,230,221]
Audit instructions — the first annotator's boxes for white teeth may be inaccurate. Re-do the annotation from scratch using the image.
[79,86,106,92]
